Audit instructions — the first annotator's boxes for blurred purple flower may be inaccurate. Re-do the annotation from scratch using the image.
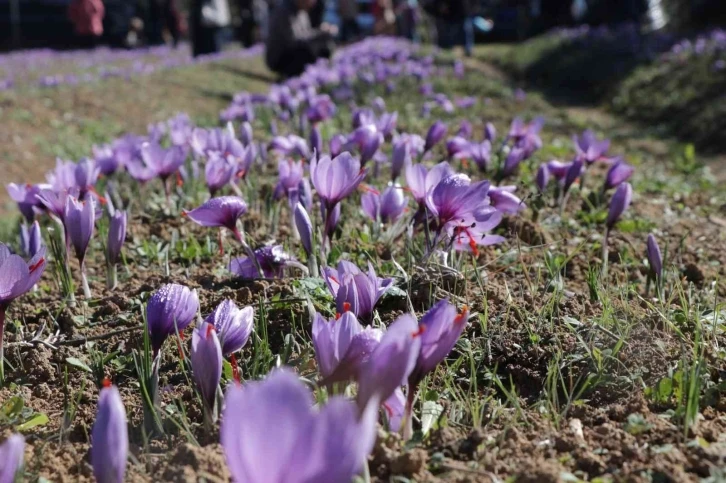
[323,260,393,320]
[606,182,632,231]
[294,203,314,257]
[6,183,47,222]
[306,94,336,124]
[19,221,43,258]
[446,136,470,159]
[536,164,550,192]
[424,121,447,153]
[273,160,305,202]
[646,234,663,280]
[484,122,497,142]
[456,120,473,138]
[489,186,526,214]
[204,153,235,196]
[405,161,453,207]
[604,159,634,190]
[183,196,248,241]
[221,368,377,483]
[229,245,300,279]
[469,141,492,171]
[106,210,127,266]
[310,152,367,210]
[90,384,128,483]
[574,130,610,164]
[63,196,95,267]
[0,434,25,483]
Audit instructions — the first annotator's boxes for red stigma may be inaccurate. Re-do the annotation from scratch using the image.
[28,257,45,273]
[236,169,246,179]
[25,183,32,189]
[89,187,107,205]
[328,275,339,285]
[176,172,184,187]
[230,354,241,383]
[342,302,351,313]
[359,168,365,176]
[359,184,380,195]
[461,158,469,169]
[335,312,341,320]
[176,339,185,361]
[455,306,469,324]
[102,377,112,388]
[206,324,216,338]
[412,325,426,338]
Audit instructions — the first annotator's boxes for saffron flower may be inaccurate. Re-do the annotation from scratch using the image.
[361,184,408,224]
[646,234,663,281]
[356,314,422,409]
[424,120,447,153]
[405,161,453,208]
[6,183,47,222]
[140,142,187,182]
[469,140,492,171]
[19,221,43,258]
[604,159,634,191]
[488,186,526,214]
[0,434,25,482]
[273,160,305,202]
[390,138,410,181]
[90,383,128,483]
[606,182,632,231]
[221,368,377,483]
[204,299,254,355]
[574,129,610,164]
[294,203,314,258]
[64,195,96,298]
[310,152,367,209]
[204,153,235,196]
[484,122,496,142]
[323,261,393,321]
[535,164,550,192]
[146,283,199,356]
[305,94,336,123]
[314,312,383,384]
[310,124,322,155]
[348,125,383,165]
[183,196,248,242]
[191,322,223,419]
[229,245,303,279]
[446,136,470,159]
[269,135,310,160]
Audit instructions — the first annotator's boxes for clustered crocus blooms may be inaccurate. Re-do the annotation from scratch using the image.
[574,129,610,165]
[183,196,249,256]
[191,321,223,423]
[323,260,393,321]
[221,368,377,483]
[273,159,305,205]
[405,161,453,222]
[0,434,25,482]
[133,142,187,198]
[6,183,46,222]
[90,382,128,483]
[63,195,96,298]
[146,283,200,357]
[106,210,127,289]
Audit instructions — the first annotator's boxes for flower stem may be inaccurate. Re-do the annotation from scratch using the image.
[601,228,610,281]
[106,263,117,290]
[233,227,263,278]
[81,267,92,299]
[403,384,417,440]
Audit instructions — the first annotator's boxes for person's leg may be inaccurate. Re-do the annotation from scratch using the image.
[463,17,473,57]
[274,44,316,78]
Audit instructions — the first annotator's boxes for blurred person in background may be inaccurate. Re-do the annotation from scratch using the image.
[238,0,256,46]
[373,0,397,35]
[103,0,136,48]
[191,0,232,56]
[68,0,106,48]
[265,0,335,78]
[309,0,327,28]
[339,0,360,42]
[430,0,474,56]
[395,0,419,41]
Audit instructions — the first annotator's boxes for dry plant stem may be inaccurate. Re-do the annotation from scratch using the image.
[602,228,610,281]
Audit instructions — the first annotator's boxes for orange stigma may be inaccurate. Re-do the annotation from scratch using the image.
[176,172,184,187]
[102,377,112,388]
[412,325,426,338]
[206,324,216,338]
[230,354,241,383]
[28,257,45,273]
[89,187,107,205]
[455,306,469,324]
[335,312,341,320]
[342,302,351,313]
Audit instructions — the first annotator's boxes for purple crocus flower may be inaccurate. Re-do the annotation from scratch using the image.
[377,112,398,139]
[484,122,497,142]
[269,135,310,160]
[205,299,254,355]
[489,186,526,214]
[221,368,377,483]
[204,153,235,196]
[64,196,95,267]
[106,211,127,265]
[93,144,120,175]
[424,121,447,153]
[7,183,47,222]
[348,125,383,165]
[390,138,410,181]
[383,388,406,432]
[46,158,77,192]
[240,122,253,146]
[183,196,248,241]
[604,159,634,190]
[310,124,323,155]
[446,136,470,159]
[502,147,526,177]
[273,160,305,202]
[536,164,550,192]
[323,261,393,321]
[73,158,101,198]
[90,384,128,483]
[457,120,473,138]
[352,108,374,129]
[314,311,383,384]
[563,159,585,194]
[574,130,610,164]
[19,221,43,258]
[310,152,367,210]
[305,94,336,124]
[294,203,314,257]
[140,142,187,181]
[191,322,223,414]
[146,283,200,356]
[405,161,453,207]
[606,182,632,231]
[0,434,25,483]
[469,141,492,171]
[229,245,300,279]
[408,300,469,387]
[356,314,422,409]
[329,134,347,158]
[361,184,407,224]
[646,234,663,280]
[36,188,76,221]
